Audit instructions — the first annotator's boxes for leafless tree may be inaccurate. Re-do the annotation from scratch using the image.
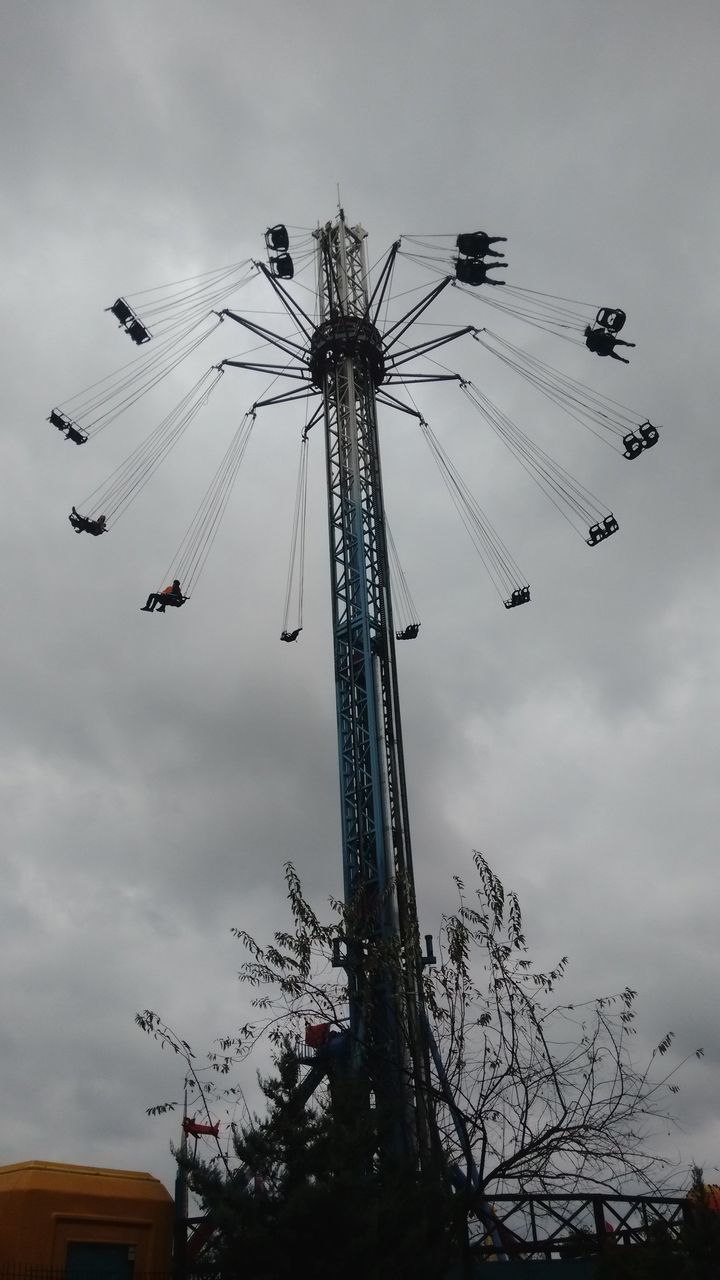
[138,852,702,1197]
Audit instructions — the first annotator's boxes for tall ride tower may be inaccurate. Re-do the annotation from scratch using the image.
[310,215,434,1168]
[55,206,664,1268]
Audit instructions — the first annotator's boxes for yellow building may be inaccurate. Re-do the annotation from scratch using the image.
[0,1160,173,1277]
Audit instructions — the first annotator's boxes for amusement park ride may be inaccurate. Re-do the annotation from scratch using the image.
[50,210,663,1260]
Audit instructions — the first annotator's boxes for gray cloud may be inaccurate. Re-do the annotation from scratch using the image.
[0,0,718,1191]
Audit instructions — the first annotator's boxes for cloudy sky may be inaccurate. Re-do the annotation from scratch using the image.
[1,0,719,1194]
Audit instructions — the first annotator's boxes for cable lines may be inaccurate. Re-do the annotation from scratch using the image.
[74,367,225,528]
[157,410,257,598]
[107,260,258,342]
[386,520,421,638]
[53,313,225,440]
[54,216,652,623]
[281,430,310,642]
[418,416,530,608]
[473,330,660,458]
[453,279,593,344]
[460,381,618,547]
[400,238,625,346]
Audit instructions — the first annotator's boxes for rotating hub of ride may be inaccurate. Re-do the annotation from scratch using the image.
[309,316,385,389]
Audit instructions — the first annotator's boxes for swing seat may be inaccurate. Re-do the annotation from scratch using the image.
[281,628,302,643]
[455,257,486,286]
[457,232,490,258]
[69,512,106,535]
[639,421,659,449]
[65,425,88,445]
[49,408,72,432]
[396,624,420,640]
[586,515,618,546]
[585,326,614,352]
[271,253,294,281]
[182,1117,219,1138]
[266,224,289,253]
[596,307,626,334]
[109,297,134,326]
[128,318,152,345]
[505,586,530,609]
[622,432,644,460]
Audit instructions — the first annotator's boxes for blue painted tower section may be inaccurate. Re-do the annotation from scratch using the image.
[312,215,434,1166]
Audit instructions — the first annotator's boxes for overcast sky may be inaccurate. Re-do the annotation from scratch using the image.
[1,0,719,1194]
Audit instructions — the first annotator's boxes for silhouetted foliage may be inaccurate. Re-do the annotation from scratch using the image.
[178,1047,457,1280]
[138,854,702,1272]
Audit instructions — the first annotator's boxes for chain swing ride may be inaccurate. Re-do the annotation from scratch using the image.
[49,212,663,1229]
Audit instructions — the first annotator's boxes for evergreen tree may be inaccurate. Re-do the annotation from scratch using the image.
[139,854,704,1274]
[185,1047,457,1280]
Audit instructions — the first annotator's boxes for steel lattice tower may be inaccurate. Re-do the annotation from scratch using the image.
[217,210,477,1167]
[56,211,658,1268]
[310,216,435,1166]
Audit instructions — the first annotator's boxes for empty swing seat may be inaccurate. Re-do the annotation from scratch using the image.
[266,224,290,253]
[622,432,644,459]
[49,408,71,432]
[639,421,659,448]
[128,318,151,345]
[587,515,619,546]
[109,297,134,326]
[595,307,627,333]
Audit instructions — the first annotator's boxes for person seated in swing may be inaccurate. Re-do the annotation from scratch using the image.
[69,507,107,536]
[281,628,302,643]
[456,231,507,259]
[456,257,507,286]
[584,326,636,363]
[141,579,186,612]
[396,623,420,640]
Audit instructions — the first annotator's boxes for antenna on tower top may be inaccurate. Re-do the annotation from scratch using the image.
[336,183,344,221]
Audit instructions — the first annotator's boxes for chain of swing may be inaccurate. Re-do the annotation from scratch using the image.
[149,410,258,609]
[473,330,660,459]
[418,416,530,609]
[280,430,310,643]
[48,254,266,446]
[69,367,226,535]
[460,381,618,548]
[52,221,665,622]
[399,235,640,366]
[280,427,424,643]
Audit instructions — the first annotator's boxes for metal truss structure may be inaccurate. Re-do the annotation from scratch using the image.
[220,213,474,1169]
[472,1191,689,1263]
[180,1187,690,1274]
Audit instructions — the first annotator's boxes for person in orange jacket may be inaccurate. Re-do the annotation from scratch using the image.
[141,579,185,613]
